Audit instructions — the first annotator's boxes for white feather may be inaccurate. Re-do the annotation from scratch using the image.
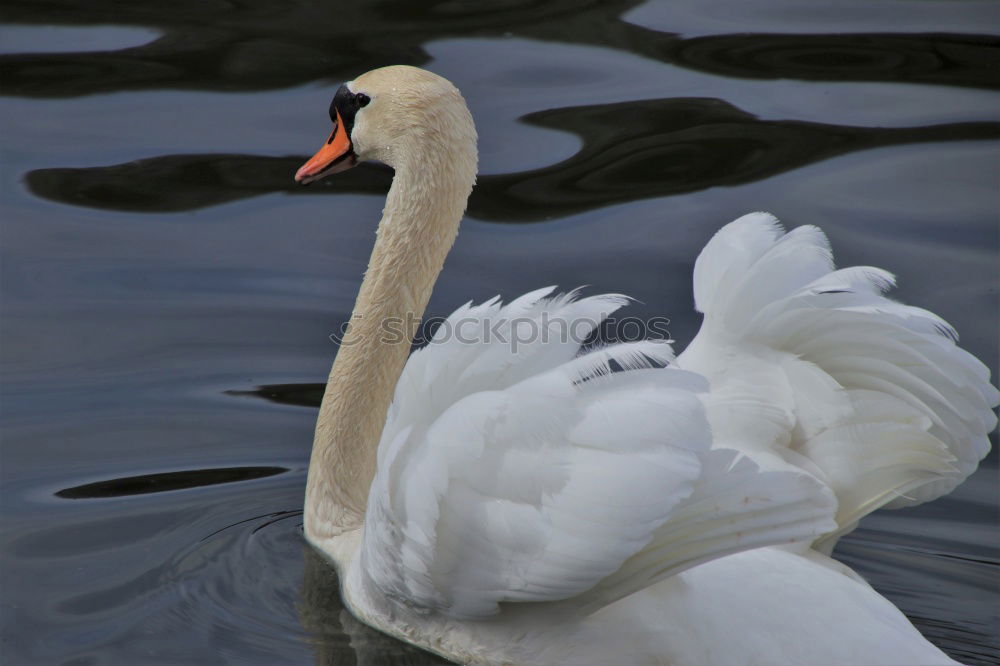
[361,290,838,620]
[347,216,992,664]
[679,213,998,553]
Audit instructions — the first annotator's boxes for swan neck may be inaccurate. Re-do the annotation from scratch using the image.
[305,146,475,539]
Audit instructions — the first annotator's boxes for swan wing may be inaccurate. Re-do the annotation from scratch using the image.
[679,213,998,549]
[361,291,836,618]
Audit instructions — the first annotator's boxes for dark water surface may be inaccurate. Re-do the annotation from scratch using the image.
[2,1,998,664]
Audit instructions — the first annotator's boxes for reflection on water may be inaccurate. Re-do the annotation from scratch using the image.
[0,24,161,55]
[658,32,1000,90]
[25,97,1000,220]
[2,0,997,664]
[56,466,288,499]
[227,384,325,410]
[301,546,451,666]
[1,0,997,96]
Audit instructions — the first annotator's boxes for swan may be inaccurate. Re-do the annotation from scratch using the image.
[293,65,997,665]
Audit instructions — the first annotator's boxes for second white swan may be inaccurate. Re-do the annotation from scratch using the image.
[294,65,996,665]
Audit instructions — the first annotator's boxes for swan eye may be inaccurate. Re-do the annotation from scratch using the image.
[329,85,365,135]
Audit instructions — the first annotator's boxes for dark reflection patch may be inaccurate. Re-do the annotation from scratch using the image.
[0,0,996,96]
[659,33,1000,90]
[26,155,394,212]
[56,466,288,499]
[226,383,325,409]
[26,97,1000,221]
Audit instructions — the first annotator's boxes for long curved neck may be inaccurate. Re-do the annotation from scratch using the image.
[305,146,475,539]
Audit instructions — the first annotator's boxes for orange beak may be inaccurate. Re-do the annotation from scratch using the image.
[295,109,357,184]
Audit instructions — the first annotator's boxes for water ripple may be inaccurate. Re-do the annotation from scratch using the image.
[1,0,996,96]
[25,97,1000,220]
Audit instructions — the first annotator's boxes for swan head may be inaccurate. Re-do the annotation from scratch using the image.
[295,65,477,185]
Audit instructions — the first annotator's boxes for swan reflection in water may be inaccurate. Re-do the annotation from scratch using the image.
[300,543,450,666]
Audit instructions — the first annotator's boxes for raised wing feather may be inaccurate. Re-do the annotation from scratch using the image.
[680,212,998,549]
[362,290,837,618]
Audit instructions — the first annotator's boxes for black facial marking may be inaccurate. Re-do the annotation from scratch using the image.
[329,84,369,138]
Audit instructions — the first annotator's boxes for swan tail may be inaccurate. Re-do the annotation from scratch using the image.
[681,212,997,543]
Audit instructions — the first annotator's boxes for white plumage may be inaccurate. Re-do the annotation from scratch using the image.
[348,213,994,664]
[362,290,838,619]
[679,212,997,551]
[298,66,997,665]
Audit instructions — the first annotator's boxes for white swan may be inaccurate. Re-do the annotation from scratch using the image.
[294,65,997,665]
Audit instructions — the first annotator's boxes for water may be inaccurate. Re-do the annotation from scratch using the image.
[1,1,997,664]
